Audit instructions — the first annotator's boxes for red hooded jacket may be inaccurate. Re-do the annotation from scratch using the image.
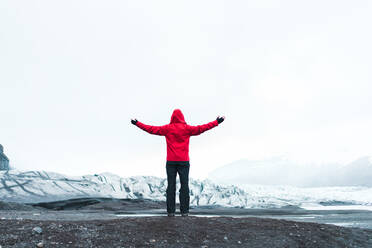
[135,109,219,162]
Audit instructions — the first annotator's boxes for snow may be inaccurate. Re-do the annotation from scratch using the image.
[237,183,372,209]
[1,169,372,209]
[301,205,372,211]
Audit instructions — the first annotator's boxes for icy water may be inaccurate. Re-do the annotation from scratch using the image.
[2,202,371,229]
[115,205,372,230]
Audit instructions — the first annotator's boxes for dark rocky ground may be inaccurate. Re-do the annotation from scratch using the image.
[2,216,372,248]
[1,198,372,247]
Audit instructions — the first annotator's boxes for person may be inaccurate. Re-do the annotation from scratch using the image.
[131,109,225,217]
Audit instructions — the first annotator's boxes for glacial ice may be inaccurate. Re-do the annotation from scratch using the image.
[1,170,372,209]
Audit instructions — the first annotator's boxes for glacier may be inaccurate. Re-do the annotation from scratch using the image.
[1,169,372,209]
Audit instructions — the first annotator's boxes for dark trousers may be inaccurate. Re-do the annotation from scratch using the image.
[166,164,190,214]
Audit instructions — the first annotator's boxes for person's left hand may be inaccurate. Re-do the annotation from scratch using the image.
[131,119,138,125]
[216,116,225,124]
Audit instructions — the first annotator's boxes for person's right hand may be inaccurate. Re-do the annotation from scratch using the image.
[216,116,225,124]
[131,119,138,125]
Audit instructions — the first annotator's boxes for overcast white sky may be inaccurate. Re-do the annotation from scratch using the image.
[1,0,371,179]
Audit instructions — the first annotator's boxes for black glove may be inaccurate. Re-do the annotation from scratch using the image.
[216,116,225,124]
[131,119,138,125]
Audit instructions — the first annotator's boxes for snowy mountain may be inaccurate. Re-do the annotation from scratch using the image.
[336,157,372,186]
[208,157,372,187]
[1,169,372,209]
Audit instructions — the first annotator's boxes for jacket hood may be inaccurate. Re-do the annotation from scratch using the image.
[170,109,186,124]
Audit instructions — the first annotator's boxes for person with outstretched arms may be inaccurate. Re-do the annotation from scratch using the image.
[131,109,225,217]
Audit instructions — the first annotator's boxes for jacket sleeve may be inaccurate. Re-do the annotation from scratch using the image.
[187,120,219,136]
[135,121,168,136]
